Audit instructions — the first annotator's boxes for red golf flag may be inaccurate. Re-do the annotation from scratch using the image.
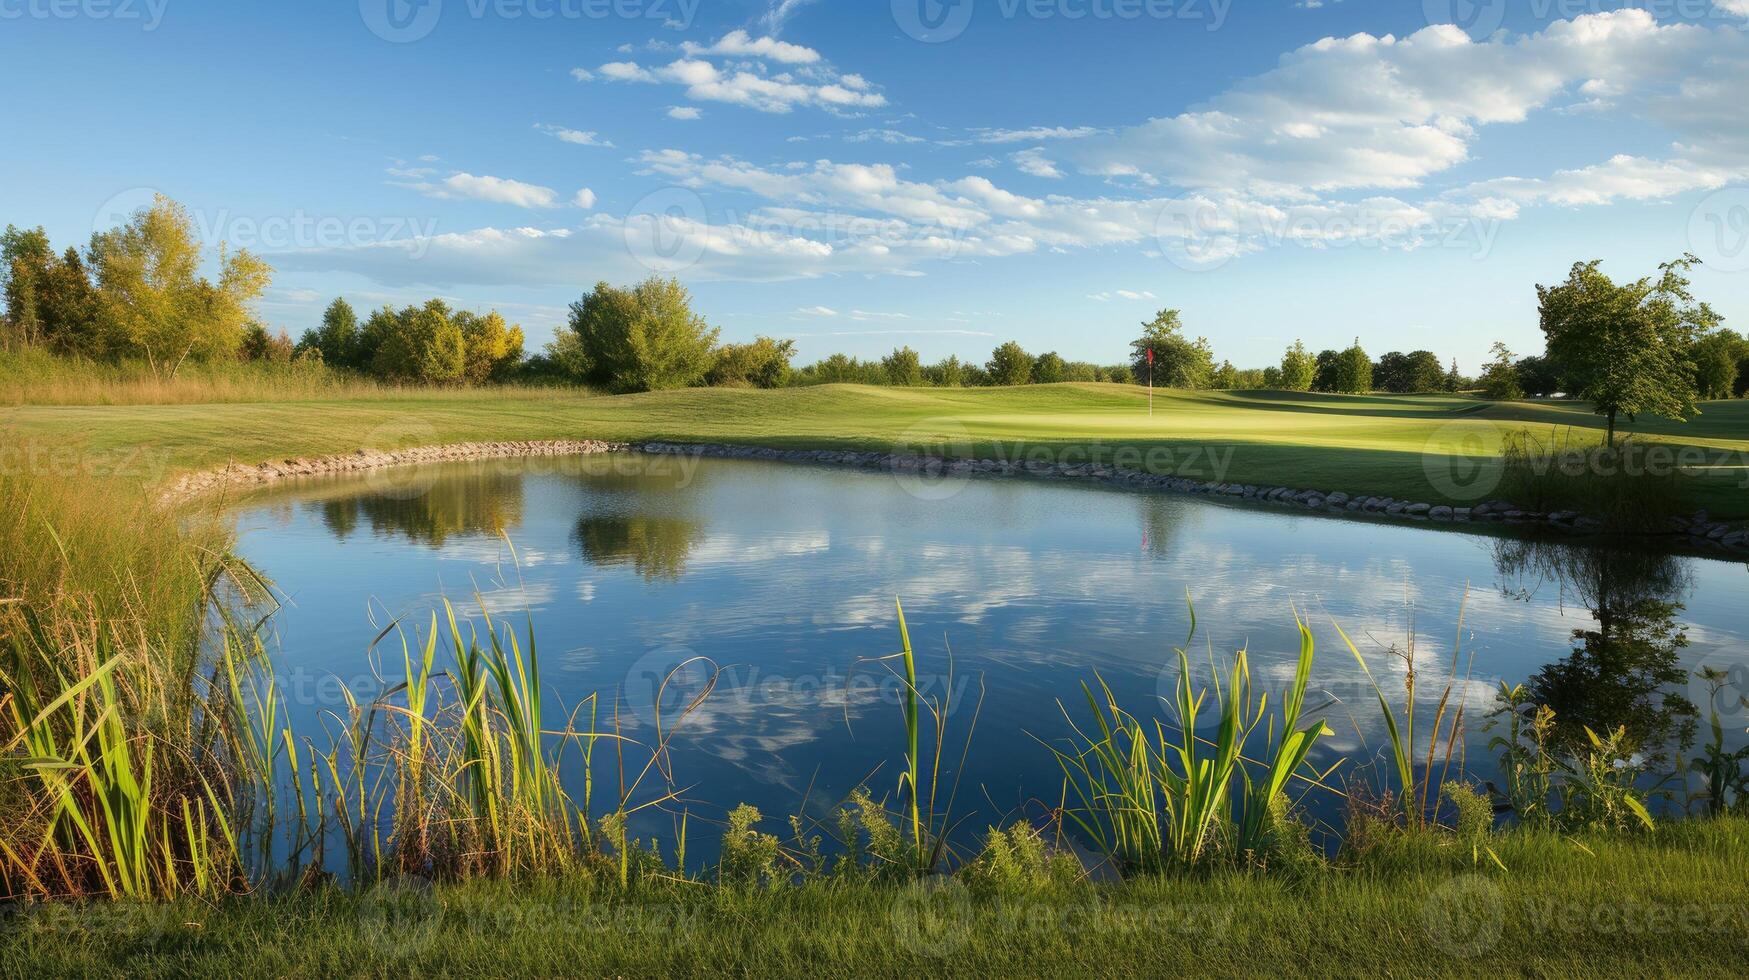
[1147,348,1154,364]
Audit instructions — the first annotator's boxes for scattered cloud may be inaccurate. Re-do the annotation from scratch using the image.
[1012,148,1063,179]
[682,29,820,65]
[589,56,886,114]
[536,124,614,147]
[667,106,703,120]
[419,173,563,209]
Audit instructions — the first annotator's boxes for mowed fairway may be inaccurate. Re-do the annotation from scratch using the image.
[5,384,1749,517]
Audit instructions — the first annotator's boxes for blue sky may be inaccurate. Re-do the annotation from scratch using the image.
[4,0,1749,370]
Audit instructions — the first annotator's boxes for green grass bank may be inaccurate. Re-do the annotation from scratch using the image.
[5,818,1747,978]
[7,383,1749,518]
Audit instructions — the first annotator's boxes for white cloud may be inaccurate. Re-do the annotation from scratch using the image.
[1089,289,1159,302]
[536,124,613,147]
[762,0,818,33]
[682,29,820,65]
[667,106,703,120]
[589,57,885,114]
[569,67,595,82]
[1459,154,1734,207]
[1012,148,1064,179]
[949,126,1103,145]
[1074,13,1749,197]
[424,173,562,209]
[796,305,838,316]
[573,188,597,209]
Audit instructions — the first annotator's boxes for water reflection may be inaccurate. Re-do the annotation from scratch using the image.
[1493,540,1698,762]
[307,468,526,546]
[229,453,1748,859]
[573,515,705,582]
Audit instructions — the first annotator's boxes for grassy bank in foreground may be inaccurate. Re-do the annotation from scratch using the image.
[6,819,1747,978]
[6,383,1749,518]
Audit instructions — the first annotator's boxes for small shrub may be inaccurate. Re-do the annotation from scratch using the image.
[1442,782,1495,845]
[957,824,1081,895]
[719,804,783,888]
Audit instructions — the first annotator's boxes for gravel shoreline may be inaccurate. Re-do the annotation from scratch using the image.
[161,438,1749,556]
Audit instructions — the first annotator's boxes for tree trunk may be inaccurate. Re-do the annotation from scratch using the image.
[1606,409,1617,450]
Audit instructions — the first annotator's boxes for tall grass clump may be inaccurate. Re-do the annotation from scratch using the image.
[1498,427,1680,531]
[1044,600,1334,874]
[0,460,261,899]
[0,349,593,406]
[1334,593,1471,830]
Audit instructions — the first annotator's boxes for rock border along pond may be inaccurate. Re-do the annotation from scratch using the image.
[162,439,1749,556]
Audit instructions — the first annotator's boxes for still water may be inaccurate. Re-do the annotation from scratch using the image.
[232,452,1748,856]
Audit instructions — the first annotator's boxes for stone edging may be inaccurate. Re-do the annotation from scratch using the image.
[158,438,1749,557]
[160,440,628,503]
[634,442,1749,557]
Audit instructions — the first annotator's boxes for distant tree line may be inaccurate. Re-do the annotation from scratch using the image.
[6,199,1744,421]
[2,196,270,377]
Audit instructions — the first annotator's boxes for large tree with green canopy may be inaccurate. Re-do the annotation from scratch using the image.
[1538,255,1708,447]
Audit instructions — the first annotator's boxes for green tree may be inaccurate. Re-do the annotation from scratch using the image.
[1312,349,1341,392]
[1131,309,1214,389]
[1031,351,1066,384]
[1516,354,1561,398]
[1691,329,1742,400]
[1374,350,1445,393]
[459,310,525,384]
[88,195,271,376]
[1100,364,1134,385]
[1538,256,1705,446]
[706,336,796,388]
[1279,340,1315,391]
[562,277,721,393]
[882,346,924,386]
[1062,360,1099,383]
[312,298,360,368]
[1480,341,1524,400]
[238,322,294,364]
[1445,357,1466,392]
[1262,365,1284,389]
[926,355,967,387]
[986,341,1033,386]
[1211,360,1239,389]
[1329,340,1372,394]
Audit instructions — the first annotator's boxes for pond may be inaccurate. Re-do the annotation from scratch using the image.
[231,451,1749,861]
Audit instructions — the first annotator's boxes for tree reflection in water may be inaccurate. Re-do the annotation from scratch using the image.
[567,463,707,583]
[307,465,526,547]
[572,514,704,582]
[1493,538,1698,764]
